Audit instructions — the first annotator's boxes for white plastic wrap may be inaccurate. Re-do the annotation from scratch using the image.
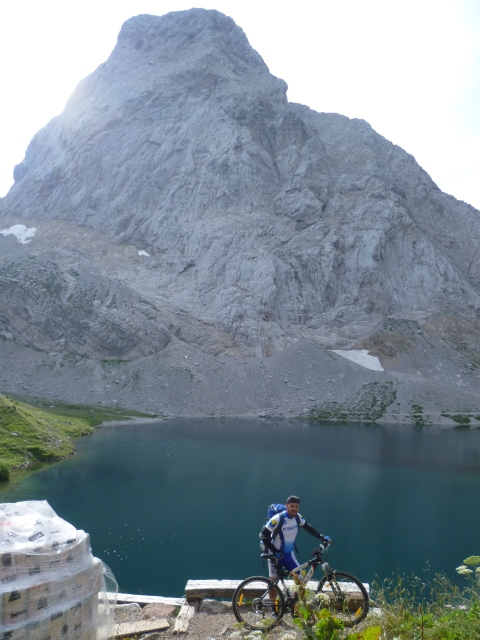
[0,501,118,640]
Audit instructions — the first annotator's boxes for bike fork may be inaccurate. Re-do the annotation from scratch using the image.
[324,571,341,595]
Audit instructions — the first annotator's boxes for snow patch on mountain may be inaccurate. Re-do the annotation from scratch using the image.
[0,224,37,244]
[332,349,384,371]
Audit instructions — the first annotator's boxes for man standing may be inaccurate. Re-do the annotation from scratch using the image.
[260,495,328,580]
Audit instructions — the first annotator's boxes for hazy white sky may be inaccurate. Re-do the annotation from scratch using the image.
[1,0,479,208]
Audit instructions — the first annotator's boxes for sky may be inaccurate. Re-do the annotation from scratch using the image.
[0,0,479,209]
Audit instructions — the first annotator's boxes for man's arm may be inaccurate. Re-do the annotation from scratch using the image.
[260,526,277,553]
[302,521,326,540]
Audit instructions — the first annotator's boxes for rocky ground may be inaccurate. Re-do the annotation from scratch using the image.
[1,325,480,426]
[114,598,378,639]
[115,600,304,639]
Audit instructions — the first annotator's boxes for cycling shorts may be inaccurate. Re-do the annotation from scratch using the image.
[268,550,300,579]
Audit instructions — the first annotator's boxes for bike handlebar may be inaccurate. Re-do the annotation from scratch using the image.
[261,540,331,563]
[311,538,331,556]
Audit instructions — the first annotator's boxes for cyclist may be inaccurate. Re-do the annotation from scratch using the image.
[260,495,328,582]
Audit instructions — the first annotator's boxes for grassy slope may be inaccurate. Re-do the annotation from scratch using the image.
[0,394,153,470]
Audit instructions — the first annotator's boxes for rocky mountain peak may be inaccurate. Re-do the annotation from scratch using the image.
[7,9,289,240]
[0,10,480,423]
[115,10,272,77]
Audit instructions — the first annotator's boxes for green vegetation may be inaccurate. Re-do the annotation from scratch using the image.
[410,404,429,427]
[292,608,380,640]
[0,260,66,297]
[100,359,128,380]
[441,413,471,426]
[66,281,107,312]
[307,382,397,423]
[28,262,65,296]
[453,342,480,370]
[132,368,141,388]
[369,556,480,640]
[6,394,155,427]
[0,394,93,470]
[290,576,380,640]
[0,461,10,482]
[0,394,155,471]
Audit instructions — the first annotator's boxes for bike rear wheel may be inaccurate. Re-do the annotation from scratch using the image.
[316,570,369,627]
[232,576,285,631]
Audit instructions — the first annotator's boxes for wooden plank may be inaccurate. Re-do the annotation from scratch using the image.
[184,578,320,599]
[184,578,369,602]
[116,592,184,606]
[115,618,169,637]
[173,600,199,634]
[185,579,241,599]
[186,579,240,588]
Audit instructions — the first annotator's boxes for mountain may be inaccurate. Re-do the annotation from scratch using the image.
[1,9,480,424]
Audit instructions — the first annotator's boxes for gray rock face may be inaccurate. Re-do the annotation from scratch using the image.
[1,9,480,421]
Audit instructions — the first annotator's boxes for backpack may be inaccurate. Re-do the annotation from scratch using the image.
[259,503,300,554]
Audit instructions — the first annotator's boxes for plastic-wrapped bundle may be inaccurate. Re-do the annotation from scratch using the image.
[0,500,117,640]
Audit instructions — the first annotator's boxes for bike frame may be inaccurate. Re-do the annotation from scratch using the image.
[290,555,326,584]
[272,552,329,604]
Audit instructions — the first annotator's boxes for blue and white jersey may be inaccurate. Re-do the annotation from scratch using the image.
[266,511,306,553]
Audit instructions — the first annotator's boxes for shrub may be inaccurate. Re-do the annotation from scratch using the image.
[0,461,10,482]
[291,576,381,640]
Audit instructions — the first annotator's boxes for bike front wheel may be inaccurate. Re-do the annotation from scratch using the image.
[316,570,369,627]
[232,576,285,631]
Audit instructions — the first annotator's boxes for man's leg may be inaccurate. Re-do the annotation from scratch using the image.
[282,551,300,573]
[268,557,279,601]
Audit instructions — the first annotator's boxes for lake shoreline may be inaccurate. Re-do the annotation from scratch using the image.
[2,337,480,431]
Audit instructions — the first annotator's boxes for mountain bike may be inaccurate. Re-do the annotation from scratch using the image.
[232,542,369,631]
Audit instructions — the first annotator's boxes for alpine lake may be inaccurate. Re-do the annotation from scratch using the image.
[1,418,479,598]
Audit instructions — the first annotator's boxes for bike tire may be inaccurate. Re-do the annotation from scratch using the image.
[232,576,285,631]
[316,570,369,627]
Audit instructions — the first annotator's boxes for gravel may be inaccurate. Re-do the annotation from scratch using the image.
[114,599,301,639]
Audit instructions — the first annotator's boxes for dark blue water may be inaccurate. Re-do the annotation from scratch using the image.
[1,419,479,597]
